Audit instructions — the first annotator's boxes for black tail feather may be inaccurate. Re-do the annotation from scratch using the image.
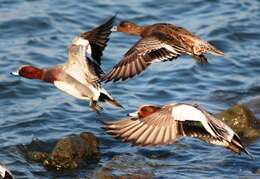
[230,134,253,159]
[99,93,124,109]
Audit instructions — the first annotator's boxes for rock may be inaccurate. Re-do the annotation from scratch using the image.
[243,96,260,126]
[27,151,49,162]
[94,153,154,179]
[218,104,260,140]
[25,132,99,170]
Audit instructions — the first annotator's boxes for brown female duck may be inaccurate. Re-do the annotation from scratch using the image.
[103,21,224,82]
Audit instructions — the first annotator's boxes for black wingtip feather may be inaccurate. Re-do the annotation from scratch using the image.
[230,134,253,158]
[80,15,116,66]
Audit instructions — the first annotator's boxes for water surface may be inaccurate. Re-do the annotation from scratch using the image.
[0,0,260,178]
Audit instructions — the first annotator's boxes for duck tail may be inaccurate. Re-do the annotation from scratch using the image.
[227,134,253,158]
[99,92,124,109]
[195,110,252,158]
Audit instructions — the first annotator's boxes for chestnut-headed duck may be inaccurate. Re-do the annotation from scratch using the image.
[103,103,251,157]
[102,21,224,82]
[0,163,14,179]
[11,16,123,112]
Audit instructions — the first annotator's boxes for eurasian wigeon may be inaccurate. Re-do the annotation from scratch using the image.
[103,103,251,157]
[11,16,123,112]
[103,21,224,82]
[0,163,14,179]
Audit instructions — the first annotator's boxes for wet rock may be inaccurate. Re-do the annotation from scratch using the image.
[27,151,49,162]
[94,153,154,179]
[243,96,260,125]
[26,132,99,170]
[218,104,260,140]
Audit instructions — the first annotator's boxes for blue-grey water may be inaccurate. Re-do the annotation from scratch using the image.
[1,0,260,178]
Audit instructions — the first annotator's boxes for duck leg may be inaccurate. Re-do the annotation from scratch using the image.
[192,54,208,64]
[89,98,103,113]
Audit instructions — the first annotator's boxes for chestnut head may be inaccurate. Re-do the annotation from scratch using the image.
[113,20,142,35]
[11,65,43,80]
[128,105,160,118]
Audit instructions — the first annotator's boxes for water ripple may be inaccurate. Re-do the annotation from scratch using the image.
[0,0,260,178]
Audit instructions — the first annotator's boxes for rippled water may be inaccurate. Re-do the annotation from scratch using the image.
[1,0,260,178]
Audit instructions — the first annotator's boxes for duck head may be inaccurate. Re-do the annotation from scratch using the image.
[112,20,143,36]
[128,105,160,118]
[11,65,43,80]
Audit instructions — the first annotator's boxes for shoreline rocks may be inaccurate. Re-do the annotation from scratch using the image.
[217,104,260,140]
[26,132,99,170]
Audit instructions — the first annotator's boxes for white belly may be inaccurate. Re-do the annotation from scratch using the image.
[54,81,89,100]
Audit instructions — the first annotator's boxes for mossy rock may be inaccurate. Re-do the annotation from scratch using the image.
[218,104,260,140]
[26,132,100,170]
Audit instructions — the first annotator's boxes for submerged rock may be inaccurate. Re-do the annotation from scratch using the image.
[94,153,154,179]
[26,132,99,170]
[218,104,260,140]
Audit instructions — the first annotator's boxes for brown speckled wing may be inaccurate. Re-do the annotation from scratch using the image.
[80,15,115,65]
[103,105,180,146]
[102,34,181,82]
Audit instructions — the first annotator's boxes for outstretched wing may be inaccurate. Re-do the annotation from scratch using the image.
[103,104,217,146]
[80,15,116,66]
[64,16,115,85]
[102,33,183,82]
[104,105,178,146]
[103,103,250,155]
[103,104,226,146]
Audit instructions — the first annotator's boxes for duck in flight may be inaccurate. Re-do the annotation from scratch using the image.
[11,16,123,112]
[103,103,251,157]
[102,20,224,82]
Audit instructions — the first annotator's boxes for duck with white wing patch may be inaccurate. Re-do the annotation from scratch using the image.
[103,103,251,157]
[11,16,123,112]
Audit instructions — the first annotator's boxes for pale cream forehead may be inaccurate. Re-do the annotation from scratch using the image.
[71,37,89,46]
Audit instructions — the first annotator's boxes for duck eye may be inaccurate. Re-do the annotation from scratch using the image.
[141,108,147,112]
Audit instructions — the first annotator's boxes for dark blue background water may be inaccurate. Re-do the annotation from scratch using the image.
[0,0,260,178]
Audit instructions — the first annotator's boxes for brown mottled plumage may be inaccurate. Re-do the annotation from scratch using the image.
[103,21,224,82]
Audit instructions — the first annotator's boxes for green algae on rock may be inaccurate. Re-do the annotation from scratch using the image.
[218,104,260,140]
[26,132,99,170]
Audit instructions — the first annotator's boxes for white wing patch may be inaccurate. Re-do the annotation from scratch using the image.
[72,37,89,46]
[0,164,11,178]
[171,104,216,137]
[163,44,180,55]
[72,36,93,61]
[148,44,180,63]
[0,165,4,177]
[54,81,89,100]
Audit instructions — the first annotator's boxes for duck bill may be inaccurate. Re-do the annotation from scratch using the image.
[10,71,19,76]
[128,111,138,117]
[111,26,118,32]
